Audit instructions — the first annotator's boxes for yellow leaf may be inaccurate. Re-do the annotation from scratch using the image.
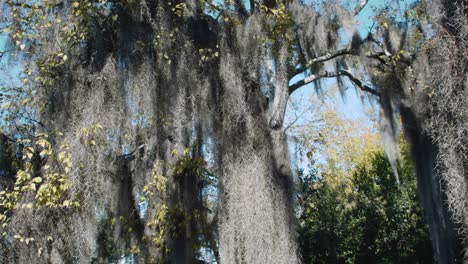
[58,151,65,161]
[32,177,42,183]
[37,138,48,147]
[39,149,48,157]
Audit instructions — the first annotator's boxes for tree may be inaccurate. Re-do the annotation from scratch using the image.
[0,0,465,263]
[293,105,432,263]
[353,1,467,261]
[298,142,433,264]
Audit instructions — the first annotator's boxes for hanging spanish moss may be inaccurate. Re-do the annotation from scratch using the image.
[425,0,467,256]
[0,0,466,263]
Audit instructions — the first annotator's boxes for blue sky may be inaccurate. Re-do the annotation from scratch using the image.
[285,0,415,123]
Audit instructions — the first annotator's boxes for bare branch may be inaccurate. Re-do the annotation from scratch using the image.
[307,48,353,65]
[293,48,353,77]
[289,69,380,97]
[116,144,146,161]
[354,0,370,16]
[292,52,392,80]
[205,0,223,13]
[292,36,390,77]
[289,70,340,94]
[284,104,314,131]
[339,69,380,96]
[0,49,15,59]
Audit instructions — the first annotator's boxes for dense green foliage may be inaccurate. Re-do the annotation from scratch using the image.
[298,146,432,263]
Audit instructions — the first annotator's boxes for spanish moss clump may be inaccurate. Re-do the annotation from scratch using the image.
[425,0,468,253]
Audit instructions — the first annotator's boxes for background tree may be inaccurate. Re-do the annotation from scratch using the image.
[298,111,432,263]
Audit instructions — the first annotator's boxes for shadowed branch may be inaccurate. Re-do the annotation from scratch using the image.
[289,69,380,97]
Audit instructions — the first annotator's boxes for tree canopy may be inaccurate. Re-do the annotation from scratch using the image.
[0,0,466,263]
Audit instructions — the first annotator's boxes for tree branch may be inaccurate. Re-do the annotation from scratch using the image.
[292,35,385,77]
[367,34,392,57]
[0,49,15,59]
[250,0,255,12]
[308,48,353,65]
[116,144,146,161]
[284,104,314,131]
[289,70,339,94]
[293,48,353,76]
[339,69,380,96]
[289,70,380,97]
[353,0,370,16]
[0,132,16,143]
[292,46,390,78]
[205,0,223,13]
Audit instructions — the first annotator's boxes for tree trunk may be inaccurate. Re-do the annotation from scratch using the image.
[400,106,463,263]
[216,44,298,262]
